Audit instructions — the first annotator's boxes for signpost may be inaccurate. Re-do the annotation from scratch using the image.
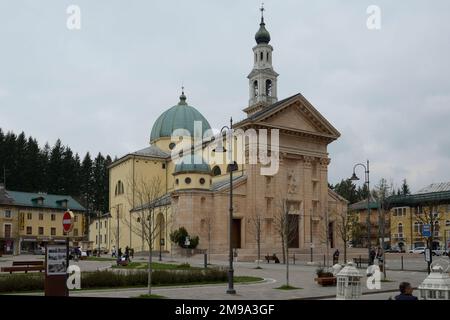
[44,210,73,296]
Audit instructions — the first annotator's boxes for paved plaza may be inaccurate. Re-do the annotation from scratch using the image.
[2,252,445,300]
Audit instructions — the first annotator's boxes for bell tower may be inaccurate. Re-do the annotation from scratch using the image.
[246,5,279,115]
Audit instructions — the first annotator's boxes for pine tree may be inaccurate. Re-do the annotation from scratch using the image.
[401,179,411,195]
[47,139,65,194]
[80,152,94,214]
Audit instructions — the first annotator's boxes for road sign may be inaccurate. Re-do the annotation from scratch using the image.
[422,224,431,238]
[62,210,74,233]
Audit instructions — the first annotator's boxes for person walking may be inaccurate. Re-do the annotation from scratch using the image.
[112,245,116,258]
[130,248,134,259]
[333,249,340,265]
[376,247,384,271]
[369,247,376,265]
[125,246,130,262]
[394,282,418,300]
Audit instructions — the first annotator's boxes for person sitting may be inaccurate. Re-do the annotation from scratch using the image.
[272,253,280,264]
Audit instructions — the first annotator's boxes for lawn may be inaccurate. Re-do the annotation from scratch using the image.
[112,262,195,270]
[85,256,117,262]
[136,294,166,299]
[274,285,302,290]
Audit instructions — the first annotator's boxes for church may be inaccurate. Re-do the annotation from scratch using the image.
[99,9,348,259]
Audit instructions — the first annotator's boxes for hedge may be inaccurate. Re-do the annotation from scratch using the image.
[0,268,227,293]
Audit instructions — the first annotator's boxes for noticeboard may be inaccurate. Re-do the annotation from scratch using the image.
[46,245,68,275]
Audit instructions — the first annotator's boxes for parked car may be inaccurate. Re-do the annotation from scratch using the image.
[432,248,446,256]
[386,246,404,253]
[409,246,426,254]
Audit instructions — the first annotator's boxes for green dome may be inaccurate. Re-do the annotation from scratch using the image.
[255,18,271,44]
[150,93,212,143]
[174,154,211,175]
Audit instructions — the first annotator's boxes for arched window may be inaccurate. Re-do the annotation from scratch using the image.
[253,80,258,97]
[266,52,269,61]
[115,181,124,196]
[212,166,221,176]
[260,52,263,61]
[266,79,272,97]
[255,53,257,63]
[226,161,238,173]
[398,223,403,234]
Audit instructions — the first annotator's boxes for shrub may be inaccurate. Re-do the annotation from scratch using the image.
[0,268,228,292]
[0,274,44,293]
[169,227,200,249]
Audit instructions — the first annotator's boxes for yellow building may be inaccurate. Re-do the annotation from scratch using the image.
[88,213,111,254]
[102,10,348,258]
[349,199,390,248]
[0,184,86,255]
[389,183,450,251]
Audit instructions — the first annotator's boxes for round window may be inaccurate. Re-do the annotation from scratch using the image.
[199,178,205,185]
[169,142,176,150]
[185,177,191,184]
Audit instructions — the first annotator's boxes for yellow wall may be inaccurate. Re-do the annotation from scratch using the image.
[18,208,84,238]
[390,205,450,250]
[88,216,111,252]
[108,154,169,252]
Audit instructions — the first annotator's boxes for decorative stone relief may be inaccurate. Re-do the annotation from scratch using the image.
[287,169,298,194]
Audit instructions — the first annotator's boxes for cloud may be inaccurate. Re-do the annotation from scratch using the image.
[1,1,449,191]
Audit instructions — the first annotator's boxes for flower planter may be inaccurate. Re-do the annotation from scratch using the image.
[315,276,337,286]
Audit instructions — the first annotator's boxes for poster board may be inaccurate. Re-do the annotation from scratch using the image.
[46,245,67,275]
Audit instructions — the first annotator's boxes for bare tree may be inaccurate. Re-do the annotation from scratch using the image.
[248,212,263,268]
[336,209,357,263]
[273,198,299,287]
[124,176,167,295]
[203,210,214,264]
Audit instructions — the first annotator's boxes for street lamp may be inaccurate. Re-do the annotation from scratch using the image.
[212,117,236,295]
[349,160,371,264]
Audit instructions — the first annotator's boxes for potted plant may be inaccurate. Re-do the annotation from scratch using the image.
[314,267,337,286]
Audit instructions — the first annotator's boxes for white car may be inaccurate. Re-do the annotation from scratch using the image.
[409,247,426,254]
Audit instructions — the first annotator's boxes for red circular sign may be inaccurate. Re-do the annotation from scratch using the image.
[62,211,74,233]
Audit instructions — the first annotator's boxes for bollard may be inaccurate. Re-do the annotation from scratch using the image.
[401,255,403,271]
[323,254,325,267]
[204,253,208,268]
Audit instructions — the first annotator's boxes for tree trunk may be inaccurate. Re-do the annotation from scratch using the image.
[281,234,286,264]
[257,231,261,268]
[285,241,289,287]
[148,241,152,295]
[343,241,347,263]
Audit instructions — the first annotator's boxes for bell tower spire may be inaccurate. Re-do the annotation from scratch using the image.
[245,4,279,115]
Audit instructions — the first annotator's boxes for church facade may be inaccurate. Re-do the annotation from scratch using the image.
[101,10,348,258]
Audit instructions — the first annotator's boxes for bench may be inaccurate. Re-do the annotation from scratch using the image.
[353,257,370,268]
[265,255,280,263]
[1,260,45,274]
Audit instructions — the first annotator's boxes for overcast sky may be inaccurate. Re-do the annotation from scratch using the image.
[1,0,449,192]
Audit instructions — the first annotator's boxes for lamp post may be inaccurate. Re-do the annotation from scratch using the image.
[213,117,236,294]
[350,160,371,263]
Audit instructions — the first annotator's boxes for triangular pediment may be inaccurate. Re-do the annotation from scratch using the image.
[262,105,319,133]
[236,93,340,140]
